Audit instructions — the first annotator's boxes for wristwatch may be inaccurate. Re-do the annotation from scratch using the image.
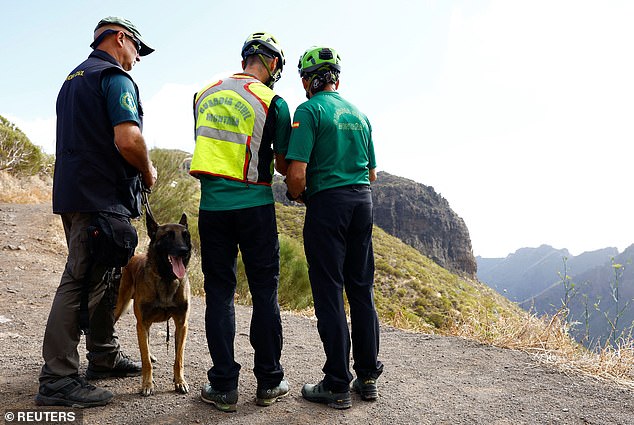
[286,190,299,201]
[285,190,306,202]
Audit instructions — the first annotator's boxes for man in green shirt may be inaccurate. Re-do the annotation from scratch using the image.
[190,32,290,412]
[286,46,383,409]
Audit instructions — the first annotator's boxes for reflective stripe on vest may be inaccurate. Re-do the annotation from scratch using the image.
[191,76,274,183]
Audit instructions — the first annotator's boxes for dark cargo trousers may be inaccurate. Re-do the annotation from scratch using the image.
[39,212,123,385]
[198,204,284,391]
[304,185,383,393]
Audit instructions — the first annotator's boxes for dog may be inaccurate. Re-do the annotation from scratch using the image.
[114,212,191,396]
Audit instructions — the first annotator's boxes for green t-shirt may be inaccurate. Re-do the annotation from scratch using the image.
[285,91,376,197]
[199,96,291,211]
[102,73,141,127]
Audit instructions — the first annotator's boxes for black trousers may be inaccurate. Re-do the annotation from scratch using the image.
[304,186,383,392]
[198,204,284,391]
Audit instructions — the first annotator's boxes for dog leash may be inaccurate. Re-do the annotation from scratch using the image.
[141,184,171,349]
[141,184,157,225]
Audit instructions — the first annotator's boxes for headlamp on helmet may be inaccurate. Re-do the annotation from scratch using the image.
[298,46,341,77]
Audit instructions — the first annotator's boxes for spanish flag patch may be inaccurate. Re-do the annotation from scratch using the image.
[292,122,300,128]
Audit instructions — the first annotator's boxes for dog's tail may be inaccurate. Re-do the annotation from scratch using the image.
[113,266,135,323]
[114,298,133,323]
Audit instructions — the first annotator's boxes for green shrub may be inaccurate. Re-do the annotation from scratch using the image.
[144,149,200,247]
[278,236,312,309]
[0,115,54,176]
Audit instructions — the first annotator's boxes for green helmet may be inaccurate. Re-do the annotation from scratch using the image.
[241,31,285,71]
[298,46,341,76]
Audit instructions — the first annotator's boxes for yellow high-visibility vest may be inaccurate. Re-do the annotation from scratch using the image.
[190,74,276,184]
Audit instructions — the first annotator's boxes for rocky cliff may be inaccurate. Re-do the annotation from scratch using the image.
[371,172,476,277]
[273,172,477,277]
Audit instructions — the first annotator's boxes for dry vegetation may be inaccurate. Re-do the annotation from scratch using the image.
[452,307,634,389]
[0,171,52,203]
[3,169,634,390]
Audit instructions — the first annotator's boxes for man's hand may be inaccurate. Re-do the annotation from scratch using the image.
[286,160,308,201]
[369,168,377,182]
[145,164,158,189]
[275,153,289,176]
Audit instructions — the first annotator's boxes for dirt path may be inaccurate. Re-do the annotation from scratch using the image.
[0,203,632,425]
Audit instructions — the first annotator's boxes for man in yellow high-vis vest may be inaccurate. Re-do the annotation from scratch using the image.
[190,32,290,413]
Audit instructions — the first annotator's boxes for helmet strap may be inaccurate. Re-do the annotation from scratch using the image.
[303,74,317,99]
[257,54,280,88]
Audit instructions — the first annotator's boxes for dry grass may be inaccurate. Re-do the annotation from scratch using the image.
[0,171,51,203]
[449,306,634,388]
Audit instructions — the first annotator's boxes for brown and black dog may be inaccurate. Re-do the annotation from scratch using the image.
[114,213,191,396]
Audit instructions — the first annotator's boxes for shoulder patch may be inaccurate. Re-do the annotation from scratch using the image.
[120,92,137,113]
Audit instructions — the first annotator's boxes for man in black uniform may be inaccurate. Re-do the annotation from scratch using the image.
[36,16,157,408]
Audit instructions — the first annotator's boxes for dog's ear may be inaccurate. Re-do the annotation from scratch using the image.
[179,213,188,229]
[146,212,159,240]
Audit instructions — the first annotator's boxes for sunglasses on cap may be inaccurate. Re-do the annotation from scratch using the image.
[90,29,141,53]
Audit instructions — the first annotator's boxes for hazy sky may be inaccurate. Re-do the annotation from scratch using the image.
[2,0,633,258]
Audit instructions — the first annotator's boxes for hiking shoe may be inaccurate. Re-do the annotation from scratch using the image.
[201,383,238,413]
[352,377,378,401]
[301,381,352,410]
[85,353,142,380]
[256,379,290,406]
[35,376,113,408]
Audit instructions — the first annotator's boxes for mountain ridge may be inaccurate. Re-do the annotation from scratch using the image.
[477,244,620,302]
[477,244,634,345]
